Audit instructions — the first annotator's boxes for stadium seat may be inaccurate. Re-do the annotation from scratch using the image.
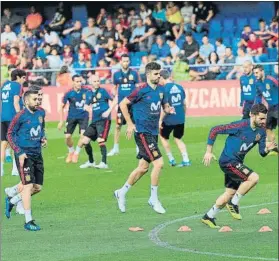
[209,19,222,33]
[267,48,278,62]
[249,17,258,30]
[223,37,232,47]
[236,17,248,32]
[176,37,185,49]
[91,54,98,67]
[131,56,141,66]
[134,51,148,58]
[72,5,88,22]
[14,24,21,35]
[223,18,235,32]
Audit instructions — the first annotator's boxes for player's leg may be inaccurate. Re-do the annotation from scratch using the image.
[64,119,78,163]
[160,122,176,166]
[95,120,111,169]
[108,123,121,156]
[72,118,89,163]
[5,143,12,163]
[79,123,97,168]
[1,122,9,176]
[11,152,19,176]
[173,124,191,167]
[114,158,149,213]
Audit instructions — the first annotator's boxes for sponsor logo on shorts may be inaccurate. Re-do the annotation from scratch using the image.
[242,168,250,175]
[152,150,159,157]
[24,167,30,172]
[25,175,31,182]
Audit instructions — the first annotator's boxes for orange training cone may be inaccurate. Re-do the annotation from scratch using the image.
[219,226,233,232]
[129,227,144,232]
[177,226,192,232]
[257,208,272,214]
[258,226,273,232]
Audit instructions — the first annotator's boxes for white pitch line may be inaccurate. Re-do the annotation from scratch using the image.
[149,201,278,261]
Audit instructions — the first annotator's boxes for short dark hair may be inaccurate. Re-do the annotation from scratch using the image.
[72,74,81,81]
[23,90,38,102]
[11,69,26,81]
[121,54,129,60]
[225,46,232,51]
[250,104,268,115]
[216,38,223,44]
[145,62,161,74]
[254,64,264,71]
[8,64,17,71]
[160,69,170,79]
[29,85,42,92]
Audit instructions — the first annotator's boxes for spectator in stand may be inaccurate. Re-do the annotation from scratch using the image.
[239,25,253,47]
[217,47,236,80]
[56,65,73,87]
[82,17,102,51]
[7,47,20,66]
[247,33,268,63]
[46,48,63,85]
[73,52,87,73]
[17,40,33,61]
[129,18,146,52]
[114,40,128,61]
[181,2,194,32]
[139,3,152,21]
[43,25,63,49]
[139,55,149,81]
[62,20,82,52]
[99,19,115,45]
[215,38,226,59]
[1,24,17,47]
[97,8,111,29]
[78,42,91,62]
[135,16,157,52]
[1,8,23,30]
[227,47,253,80]
[115,23,131,42]
[191,2,214,33]
[62,45,73,66]
[115,6,127,21]
[182,32,199,64]
[26,30,38,54]
[18,24,29,41]
[165,2,184,40]
[49,6,66,33]
[152,2,167,29]
[189,56,208,81]
[1,57,9,84]
[18,56,32,71]
[104,37,116,64]
[1,47,8,60]
[199,35,215,60]
[36,43,51,59]
[272,64,278,79]
[206,51,220,80]
[25,6,43,31]
[110,57,121,76]
[167,38,180,61]
[172,52,190,81]
[150,35,171,61]
[267,16,279,48]
[95,58,111,84]
[116,6,129,29]
[254,19,272,43]
[127,8,140,30]
[29,57,50,86]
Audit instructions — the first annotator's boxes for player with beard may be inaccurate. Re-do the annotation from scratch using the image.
[5,90,47,231]
[201,104,277,228]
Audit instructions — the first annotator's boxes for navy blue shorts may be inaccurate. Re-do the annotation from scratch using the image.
[266,104,278,130]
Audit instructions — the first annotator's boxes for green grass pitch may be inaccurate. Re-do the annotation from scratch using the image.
[1,116,278,261]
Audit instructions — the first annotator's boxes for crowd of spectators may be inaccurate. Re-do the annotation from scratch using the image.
[1,2,278,86]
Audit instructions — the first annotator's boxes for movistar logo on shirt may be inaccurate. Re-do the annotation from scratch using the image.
[240,142,253,152]
[150,101,161,111]
[242,85,252,93]
[75,100,85,109]
[2,91,9,101]
[170,85,181,94]
[30,125,41,138]
[262,91,271,99]
[171,93,182,104]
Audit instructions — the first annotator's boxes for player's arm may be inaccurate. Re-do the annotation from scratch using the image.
[41,111,47,148]
[254,85,263,104]
[7,112,27,166]
[102,91,117,118]
[159,108,166,130]
[203,122,241,166]
[58,93,69,130]
[259,132,278,156]
[13,95,21,113]
[120,97,135,139]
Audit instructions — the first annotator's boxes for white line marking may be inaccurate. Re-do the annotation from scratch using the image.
[149,201,278,261]
[57,156,65,159]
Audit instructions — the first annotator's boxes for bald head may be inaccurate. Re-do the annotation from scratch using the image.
[243,60,253,75]
[90,74,100,89]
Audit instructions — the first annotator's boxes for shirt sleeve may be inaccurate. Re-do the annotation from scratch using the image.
[7,111,24,156]
[207,121,247,145]
[113,72,118,85]
[127,87,143,104]
[133,71,139,84]
[41,110,46,139]
[62,91,69,105]
[258,131,268,157]
[104,89,113,101]
[86,91,92,105]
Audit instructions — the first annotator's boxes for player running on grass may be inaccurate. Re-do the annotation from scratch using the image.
[240,61,257,119]
[159,70,191,167]
[6,90,47,231]
[114,62,175,214]
[107,54,139,156]
[1,69,26,176]
[5,85,45,215]
[201,104,277,228]
[253,64,278,155]
[74,74,116,169]
[57,75,90,163]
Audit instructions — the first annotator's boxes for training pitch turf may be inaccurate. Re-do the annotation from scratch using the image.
[1,116,278,261]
